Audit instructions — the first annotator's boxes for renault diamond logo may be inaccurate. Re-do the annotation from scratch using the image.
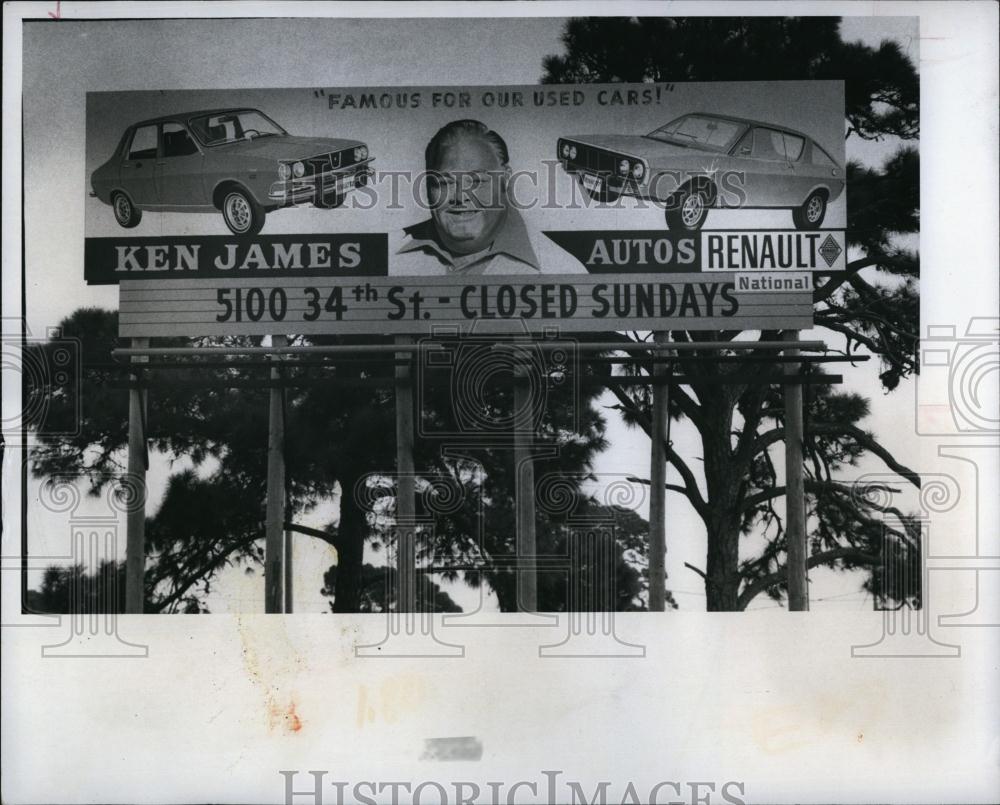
[819,234,843,267]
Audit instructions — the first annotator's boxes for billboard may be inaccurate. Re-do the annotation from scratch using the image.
[84,82,845,336]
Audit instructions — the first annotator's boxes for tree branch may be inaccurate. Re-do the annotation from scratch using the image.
[813,255,889,302]
[811,423,921,488]
[737,547,880,610]
[284,521,341,552]
[751,423,921,489]
[607,383,708,516]
[150,533,254,612]
[626,476,697,498]
[813,318,885,356]
[740,479,900,514]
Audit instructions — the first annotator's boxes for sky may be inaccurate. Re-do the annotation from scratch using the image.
[14,13,923,612]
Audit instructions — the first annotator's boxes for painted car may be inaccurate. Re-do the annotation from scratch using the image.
[90,108,374,235]
[557,112,844,231]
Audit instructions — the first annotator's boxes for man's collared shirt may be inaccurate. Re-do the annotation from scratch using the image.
[394,209,540,276]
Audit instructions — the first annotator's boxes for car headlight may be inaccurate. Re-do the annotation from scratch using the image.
[292,161,306,178]
[632,162,645,180]
[569,145,577,159]
[277,163,291,180]
[354,145,368,162]
[618,159,630,177]
[561,142,570,158]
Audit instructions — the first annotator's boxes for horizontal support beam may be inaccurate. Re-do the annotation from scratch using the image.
[115,373,842,391]
[493,340,826,353]
[592,374,843,387]
[111,342,434,358]
[111,339,827,360]
[587,353,868,365]
[91,352,867,373]
[92,357,410,371]
[111,343,437,359]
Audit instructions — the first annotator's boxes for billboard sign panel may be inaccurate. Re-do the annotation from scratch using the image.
[84,82,844,336]
[118,273,814,337]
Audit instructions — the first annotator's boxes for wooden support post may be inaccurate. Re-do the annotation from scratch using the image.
[783,330,809,611]
[124,337,149,614]
[395,335,417,616]
[648,332,670,612]
[513,361,538,612]
[264,334,287,614]
[283,527,293,614]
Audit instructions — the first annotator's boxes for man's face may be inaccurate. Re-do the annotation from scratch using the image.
[427,135,509,256]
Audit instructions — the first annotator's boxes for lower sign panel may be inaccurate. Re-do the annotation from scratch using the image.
[118,273,813,337]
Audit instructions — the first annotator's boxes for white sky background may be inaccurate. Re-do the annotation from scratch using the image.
[16,13,922,612]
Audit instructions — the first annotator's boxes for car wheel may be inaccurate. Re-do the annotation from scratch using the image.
[222,188,265,235]
[793,191,827,230]
[314,191,345,209]
[112,192,142,229]
[665,186,709,231]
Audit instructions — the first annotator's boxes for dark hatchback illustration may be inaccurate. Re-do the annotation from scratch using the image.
[557,112,844,231]
[90,108,374,235]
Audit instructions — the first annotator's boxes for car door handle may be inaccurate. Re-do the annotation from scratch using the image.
[122,164,134,169]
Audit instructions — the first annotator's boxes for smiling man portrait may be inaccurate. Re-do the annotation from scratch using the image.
[396,119,540,276]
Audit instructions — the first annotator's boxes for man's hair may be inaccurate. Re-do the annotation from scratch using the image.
[425,119,509,171]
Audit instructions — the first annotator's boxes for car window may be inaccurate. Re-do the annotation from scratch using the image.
[189,110,286,146]
[811,144,838,167]
[162,123,199,158]
[733,129,754,155]
[750,128,785,160]
[128,125,158,160]
[646,115,745,153]
[116,130,132,157]
[782,132,805,161]
[658,119,682,137]
[680,117,741,149]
